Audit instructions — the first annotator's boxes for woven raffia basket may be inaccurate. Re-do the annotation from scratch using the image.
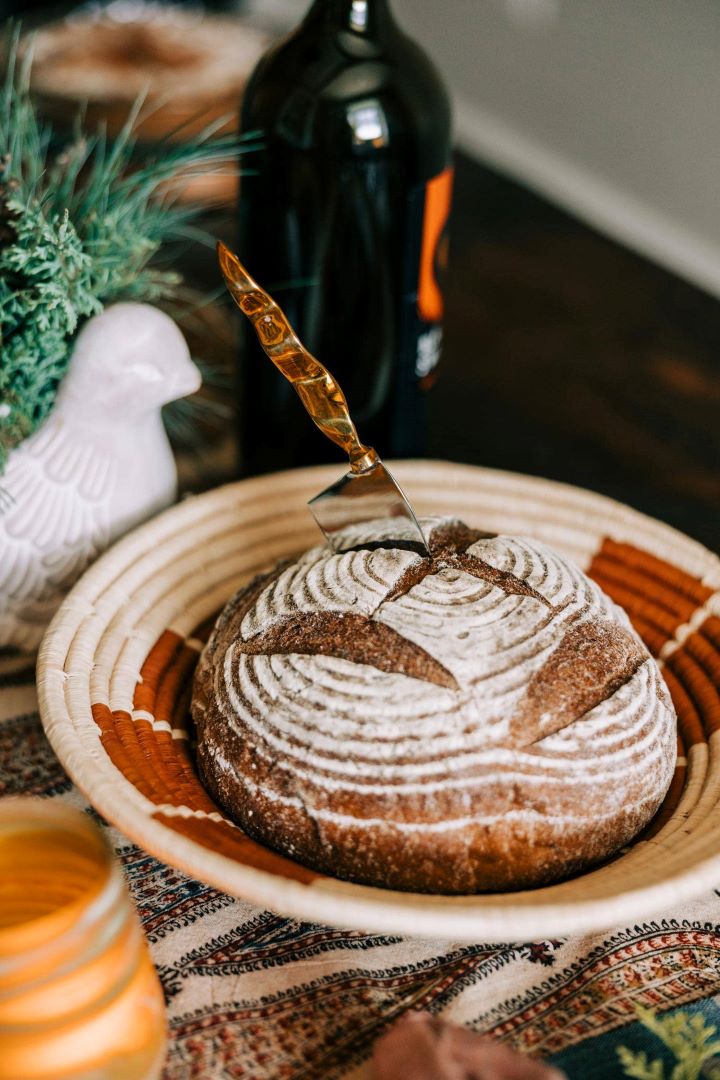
[37,462,720,942]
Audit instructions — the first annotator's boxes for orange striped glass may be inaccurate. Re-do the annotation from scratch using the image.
[0,799,166,1080]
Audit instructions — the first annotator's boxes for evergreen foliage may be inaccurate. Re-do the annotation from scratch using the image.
[0,29,248,469]
[618,1005,720,1080]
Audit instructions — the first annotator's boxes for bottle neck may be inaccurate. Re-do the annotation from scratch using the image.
[303,0,396,37]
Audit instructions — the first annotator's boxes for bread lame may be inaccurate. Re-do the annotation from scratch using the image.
[218,241,430,555]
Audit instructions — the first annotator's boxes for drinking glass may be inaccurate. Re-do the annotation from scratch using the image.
[0,799,167,1080]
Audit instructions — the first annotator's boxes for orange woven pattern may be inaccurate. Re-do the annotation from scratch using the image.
[93,629,318,884]
[588,539,716,749]
[587,539,719,840]
[89,538,719,881]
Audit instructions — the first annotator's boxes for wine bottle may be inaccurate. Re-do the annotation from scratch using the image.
[237,0,452,473]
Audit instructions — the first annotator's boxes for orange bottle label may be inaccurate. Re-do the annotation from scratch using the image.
[400,165,454,388]
[417,166,454,324]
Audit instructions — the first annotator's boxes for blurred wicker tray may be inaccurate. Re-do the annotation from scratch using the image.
[37,462,720,942]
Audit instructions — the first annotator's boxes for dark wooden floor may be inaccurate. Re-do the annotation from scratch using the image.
[433,154,720,552]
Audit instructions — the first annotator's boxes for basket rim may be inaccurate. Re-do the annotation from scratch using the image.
[37,460,720,941]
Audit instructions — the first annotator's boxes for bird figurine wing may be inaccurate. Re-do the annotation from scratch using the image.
[0,421,115,650]
[0,301,200,651]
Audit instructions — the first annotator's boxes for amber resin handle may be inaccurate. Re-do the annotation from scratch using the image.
[218,241,378,473]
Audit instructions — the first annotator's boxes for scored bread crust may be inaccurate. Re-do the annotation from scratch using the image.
[192,518,677,894]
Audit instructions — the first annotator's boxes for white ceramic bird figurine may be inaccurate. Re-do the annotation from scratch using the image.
[0,302,201,651]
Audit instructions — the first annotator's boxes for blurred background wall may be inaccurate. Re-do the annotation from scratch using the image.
[390,0,720,301]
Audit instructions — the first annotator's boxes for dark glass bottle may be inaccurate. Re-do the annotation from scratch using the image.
[237,0,452,474]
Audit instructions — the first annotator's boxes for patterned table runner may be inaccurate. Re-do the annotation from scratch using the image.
[3,658,720,1080]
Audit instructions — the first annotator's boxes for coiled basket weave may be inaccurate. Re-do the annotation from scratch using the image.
[38,462,720,942]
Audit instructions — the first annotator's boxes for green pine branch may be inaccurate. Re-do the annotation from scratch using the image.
[618,1046,665,1080]
[0,26,258,471]
[617,1006,720,1080]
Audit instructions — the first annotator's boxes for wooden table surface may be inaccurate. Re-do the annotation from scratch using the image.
[177,151,720,555]
[431,154,720,553]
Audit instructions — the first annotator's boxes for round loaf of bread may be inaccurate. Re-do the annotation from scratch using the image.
[192,517,677,893]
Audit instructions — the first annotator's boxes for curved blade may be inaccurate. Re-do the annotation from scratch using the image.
[309,461,429,554]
